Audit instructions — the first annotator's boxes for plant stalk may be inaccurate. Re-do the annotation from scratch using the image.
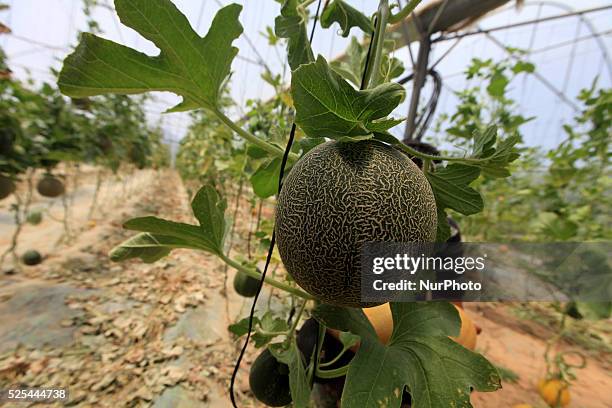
[213,108,299,161]
[88,168,104,219]
[315,364,349,379]
[300,0,317,10]
[219,253,314,300]
[319,346,352,368]
[391,140,484,163]
[389,0,421,24]
[288,299,308,335]
[362,0,391,89]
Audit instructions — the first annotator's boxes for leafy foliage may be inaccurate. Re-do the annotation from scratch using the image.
[55,1,605,407]
[1,68,165,179]
[437,57,610,244]
[59,1,243,112]
[320,0,373,37]
[292,56,404,141]
[314,302,501,407]
[331,37,405,87]
[110,185,227,259]
[275,0,315,71]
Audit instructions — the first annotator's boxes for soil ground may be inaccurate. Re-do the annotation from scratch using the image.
[0,169,610,407]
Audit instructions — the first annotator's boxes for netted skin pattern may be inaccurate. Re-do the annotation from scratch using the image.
[275,140,437,308]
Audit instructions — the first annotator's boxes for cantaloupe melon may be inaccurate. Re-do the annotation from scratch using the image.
[0,175,16,200]
[37,175,65,198]
[276,140,437,307]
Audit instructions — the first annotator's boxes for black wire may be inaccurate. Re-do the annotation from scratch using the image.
[415,70,441,141]
[359,16,377,91]
[228,1,323,407]
[286,305,296,325]
[396,69,442,141]
[397,72,414,85]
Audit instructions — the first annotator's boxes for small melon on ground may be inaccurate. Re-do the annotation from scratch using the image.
[22,250,43,266]
[26,210,43,225]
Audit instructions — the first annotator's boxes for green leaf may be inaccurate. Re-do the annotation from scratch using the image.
[367,118,405,133]
[123,216,221,253]
[191,185,227,250]
[512,61,535,74]
[299,137,325,153]
[109,232,179,263]
[250,158,281,198]
[330,37,365,86]
[228,316,260,337]
[435,208,451,242]
[338,331,361,349]
[320,0,373,37]
[316,303,500,408]
[330,37,404,89]
[275,0,314,71]
[229,312,289,346]
[486,72,509,98]
[477,133,521,178]
[312,304,378,342]
[58,1,243,110]
[426,164,484,216]
[252,312,290,347]
[292,56,405,140]
[472,125,497,158]
[246,144,270,159]
[270,339,312,407]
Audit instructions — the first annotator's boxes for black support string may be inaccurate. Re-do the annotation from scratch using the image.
[228,1,323,407]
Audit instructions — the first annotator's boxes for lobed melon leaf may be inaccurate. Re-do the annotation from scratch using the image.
[110,184,227,262]
[275,0,315,71]
[321,0,373,37]
[291,56,405,140]
[58,0,243,111]
[314,302,501,408]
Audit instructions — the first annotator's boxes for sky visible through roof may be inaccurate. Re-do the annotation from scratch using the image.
[1,0,610,152]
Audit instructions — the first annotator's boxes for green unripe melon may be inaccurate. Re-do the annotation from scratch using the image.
[0,175,16,200]
[565,302,583,320]
[233,271,260,297]
[37,175,65,198]
[276,140,437,308]
[22,250,42,266]
[26,210,43,225]
[249,348,292,407]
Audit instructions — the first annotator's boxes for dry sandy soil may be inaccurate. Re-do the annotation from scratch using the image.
[0,168,609,407]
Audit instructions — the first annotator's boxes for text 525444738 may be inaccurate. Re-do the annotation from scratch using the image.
[0,388,69,402]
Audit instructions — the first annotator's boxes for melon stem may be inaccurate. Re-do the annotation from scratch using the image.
[288,299,309,336]
[362,0,390,89]
[315,364,349,379]
[389,0,421,25]
[319,346,352,368]
[213,108,299,162]
[219,253,314,300]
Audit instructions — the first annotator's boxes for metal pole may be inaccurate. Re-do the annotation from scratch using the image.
[404,37,431,142]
